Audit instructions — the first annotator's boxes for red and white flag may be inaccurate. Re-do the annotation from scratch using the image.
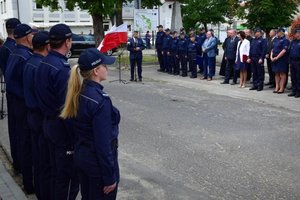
[98,23,128,53]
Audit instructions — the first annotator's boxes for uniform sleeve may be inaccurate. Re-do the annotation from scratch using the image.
[93,99,116,186]
[260,39,268,60]
[140,39,146,51]
[283,39,290,51]
[53,68,69,108]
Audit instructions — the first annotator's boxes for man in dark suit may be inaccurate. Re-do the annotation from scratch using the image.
[265,29,277,88]
[127,31,145,81]
[219,30,230,76]
[221,29,240,84]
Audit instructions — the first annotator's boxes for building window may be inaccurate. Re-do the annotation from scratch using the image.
[33,1,43,9]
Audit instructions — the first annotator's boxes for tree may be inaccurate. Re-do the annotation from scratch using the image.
[238,0,300,35]
[182,0,232,31]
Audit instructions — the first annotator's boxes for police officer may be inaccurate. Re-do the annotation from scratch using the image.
[0,18,21,173]
[35,24,79,200]
[170,31,179,75]
[23,31,50,200]
[156,25,165,72]
[127,31,145,81]
[177,32,188,77]
[248,28,267,91]
[5,23,34,194]
[162,28,172,73]
[196,27,206,74]
[60,48,120,200]
[265,29,277,88]
[221,29,240,84]
[288,28,300,98]
[270,28,290,94]
[188,34,200,78]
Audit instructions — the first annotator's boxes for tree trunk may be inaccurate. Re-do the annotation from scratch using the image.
[115,0,123,26]
[92,14,104,47]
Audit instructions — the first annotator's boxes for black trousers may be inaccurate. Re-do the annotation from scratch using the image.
[130,58,142,80]
[266,58,275,84]
[290,62,300,94]
[179,54,188,75]
[225,59,238,83]
[251,57,265,88]
[157,48,163,70]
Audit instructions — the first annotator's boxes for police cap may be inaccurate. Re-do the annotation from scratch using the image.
[78,48,116,71]
[49,23,72,40]
[180,31,185,35]
[165,28,170,32]
[6,18,21,29]
[294,28,300,34]
[157,25,163,28]
[277,27,285,33]
[32,31,49,48]
[254,28,262,33]
[13,24,32,39]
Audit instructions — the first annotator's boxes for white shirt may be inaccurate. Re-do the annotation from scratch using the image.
[236,39,250,63]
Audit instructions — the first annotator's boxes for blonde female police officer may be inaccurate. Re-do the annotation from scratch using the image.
[60,48,120,200]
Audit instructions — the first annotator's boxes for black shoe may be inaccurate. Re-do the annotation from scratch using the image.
[24,187,35,195]
[295,93,300,98]
[249,87,258,90]
[221,81,229,84]
[130,78,134,81]
[181,74,187,77]
[190,76,197,79]
[157,69,164,72]
[230,82,237,85]
[269,85,275,89]
[288,92,296,97]
[257,87,263,91]
[139,78,142,82]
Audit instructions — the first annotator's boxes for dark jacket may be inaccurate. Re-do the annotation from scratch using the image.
[127,37,145,59]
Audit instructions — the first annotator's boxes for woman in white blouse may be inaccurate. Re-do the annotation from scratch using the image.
[235,31,250,88]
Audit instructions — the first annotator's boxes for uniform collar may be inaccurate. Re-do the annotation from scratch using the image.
[6,37,15,43]
[49,50,68,61]
[16,44,33,52]
[84,80,104,90]
[33,53,45,58]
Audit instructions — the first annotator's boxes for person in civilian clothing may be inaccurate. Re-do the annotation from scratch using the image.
[265,29,277,88]
[202,31,217,81]
[235,31,250,88]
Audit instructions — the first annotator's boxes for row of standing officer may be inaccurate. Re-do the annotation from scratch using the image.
[155,25,218,79]
[0,19,120,200]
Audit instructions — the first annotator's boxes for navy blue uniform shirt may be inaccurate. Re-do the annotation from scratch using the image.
[0,38,17,76]
[177,38,188,55]
[5,44,33,98]
[170,37,178,54]
[162,34,172,51]
[74,80,120,185]
[250,36,267,59]
[196,33,206,46]
[272,36,290,57]
[35,50,70,117]
[289,39,300,60]
[155,31,165,49]
[23,53,44,109]
[127,37,145,59]
[188,41,200,55]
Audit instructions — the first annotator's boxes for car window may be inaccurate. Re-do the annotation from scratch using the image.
[83,35,95,41]
[72,34,85,41]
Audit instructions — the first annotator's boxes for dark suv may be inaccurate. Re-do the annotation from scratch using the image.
[67,34,95,58]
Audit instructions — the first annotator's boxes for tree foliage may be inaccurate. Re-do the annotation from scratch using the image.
[182,0,232,31]
[238,0,300,33]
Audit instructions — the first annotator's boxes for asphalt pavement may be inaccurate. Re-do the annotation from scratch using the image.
[0,49,300,199]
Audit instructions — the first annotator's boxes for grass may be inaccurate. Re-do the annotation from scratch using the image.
[116,54,158,65]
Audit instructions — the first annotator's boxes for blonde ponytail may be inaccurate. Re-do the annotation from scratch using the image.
[60,65,82,119]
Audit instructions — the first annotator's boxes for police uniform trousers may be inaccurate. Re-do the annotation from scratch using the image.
[196,55,204,72]
[251,57,265,89]
[157,47,164,70]
[163,50,169,72]
[203,53,216,78]
[225,58,238,83]
[43,117,79,200]
[188,53,197,77]
[27,108,51,200]
[5,92,21,172]
[12,96,34,191]
[130,55,142,80]
[290,60,300,95]
[170,52,179,74]
[179,53,187,76]
[246,63,252,81]
[75,143,119,200]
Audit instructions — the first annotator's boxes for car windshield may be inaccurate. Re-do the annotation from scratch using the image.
[83,35,95,41]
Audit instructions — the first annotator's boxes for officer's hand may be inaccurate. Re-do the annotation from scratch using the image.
[258,59,263,64]
[103,182,117,194]
[266,54,269,59]
[225,57,227,60]
[247,59,251,63]
[136,47,140,51]
[167,52,170,55]
[185,56,187,58]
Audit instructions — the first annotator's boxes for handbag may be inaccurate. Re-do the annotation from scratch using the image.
[242,54,248,62]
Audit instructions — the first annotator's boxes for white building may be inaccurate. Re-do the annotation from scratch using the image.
[0,0,111,39]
